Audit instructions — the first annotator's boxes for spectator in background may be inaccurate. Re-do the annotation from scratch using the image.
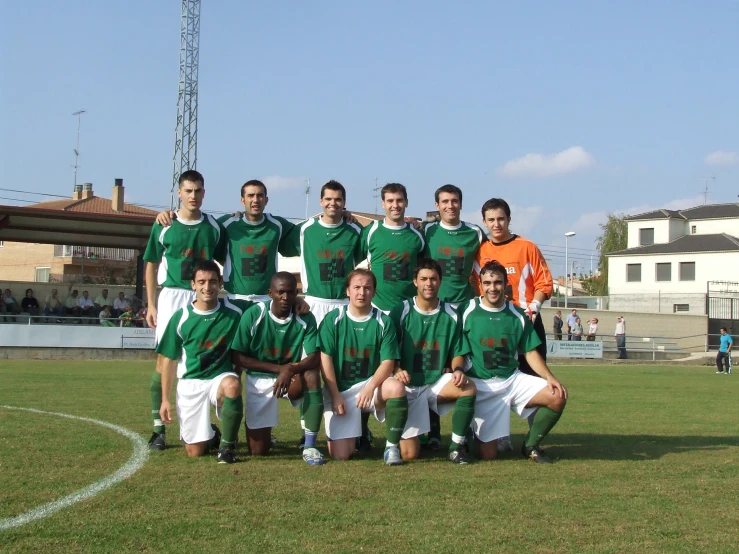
[94,289,111,317]
[64,288,80,322]
[586,318,599,341]
[44,288,64,322]
[130,294,142,315]
[566,309,578,341]
[553,310,564,340]
[615,316,627,359]
[21,289,40,318]
[99,305,116,327]
[716,327,733,375]
[2,288,20,321]
[79,290,95,324]
[112,292,131,318]
[571,317,584,341]
[137,304,148,328]
[119,305,136,327]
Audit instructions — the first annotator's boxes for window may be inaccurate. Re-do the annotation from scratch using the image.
[639,228,654,246]
[627,263,641,282]
[691,225,696,234]
[0,241,4,247]
[673,304,690,313]
[35,267,51,283]
[679,262,695,281]
[656,262,671,282]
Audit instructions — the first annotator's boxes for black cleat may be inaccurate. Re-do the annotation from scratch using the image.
[355,429,374,452]
[217,447,236,464]
[148,431,166,451]
[521,443,553,464]
[448,448,472,465]
[427,437,442,451]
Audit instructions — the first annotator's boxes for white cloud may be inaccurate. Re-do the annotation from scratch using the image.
[704,151,739,167]
[497,146,595,178]
[261,175,308,192]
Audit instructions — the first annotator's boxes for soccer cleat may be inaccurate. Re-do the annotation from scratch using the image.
[716,370,725,374]
[217,447,236,464]
[427,437,442,451]
[148,431,166,451]
[271,432,277,447]
[383,445,403,466]
[302,447,325,466]
[448,448,472,465]
[210,424,222,449]
[355,428,374,452]
[497,436,513,454]
[521,443,553,464]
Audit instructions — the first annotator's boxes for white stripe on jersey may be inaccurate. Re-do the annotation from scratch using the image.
[298,218,317,295]
[365,220,380,266]
[518,262,533,309]
[265,214,284,277]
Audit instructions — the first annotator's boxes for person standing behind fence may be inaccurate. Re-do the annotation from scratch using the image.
[716,327,733,375]
[615,316,627,359]
[566,309,578,341]
[571,317,583,341]
[586,318,598,341]
[553,310,563,340]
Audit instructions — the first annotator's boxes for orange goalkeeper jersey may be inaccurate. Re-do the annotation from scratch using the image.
[472,235,553,309]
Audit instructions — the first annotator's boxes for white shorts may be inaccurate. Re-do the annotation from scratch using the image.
[176,372,238,444]
[469,370,547,443]
[156,287,196,343]
[323,378,386,441]
[401,373,457,439]
[227,293,270,305]
[245,374,302,430]
[305,296,348,326]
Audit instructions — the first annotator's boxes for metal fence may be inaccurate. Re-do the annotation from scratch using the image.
[53,245,136,261]
[0,313,147,328]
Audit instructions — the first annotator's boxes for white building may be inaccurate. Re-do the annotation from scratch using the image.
[607,203,739,314]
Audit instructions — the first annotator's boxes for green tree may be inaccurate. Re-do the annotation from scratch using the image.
[581,213,627,296]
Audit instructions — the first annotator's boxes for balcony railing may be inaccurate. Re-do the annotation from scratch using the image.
[53,245,136,262]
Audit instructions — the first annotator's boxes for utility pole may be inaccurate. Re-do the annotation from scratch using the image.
[71,109,86,188]
[372,177,381,214]
[170,0,201,210]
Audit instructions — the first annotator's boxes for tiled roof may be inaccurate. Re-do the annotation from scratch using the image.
[625,203,739,221]
[28,196,157,217]
[608,233,739,256]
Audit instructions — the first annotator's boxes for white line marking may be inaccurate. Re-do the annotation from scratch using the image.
[0,405,148,531]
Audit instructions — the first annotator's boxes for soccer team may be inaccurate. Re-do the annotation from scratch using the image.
[144,170,568,466]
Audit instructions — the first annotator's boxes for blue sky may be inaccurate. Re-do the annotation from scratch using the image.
[2,1,738,277]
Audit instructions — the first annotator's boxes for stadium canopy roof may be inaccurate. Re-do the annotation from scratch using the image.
[0,204,155,250]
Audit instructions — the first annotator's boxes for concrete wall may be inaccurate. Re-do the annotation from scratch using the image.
[0,242,54,281]
[609,293,707,315]
[692,218,739,236]
[541,306,707,352]
[627,220,672,248]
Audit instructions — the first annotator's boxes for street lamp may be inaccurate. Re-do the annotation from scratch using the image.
[564,231,576,308]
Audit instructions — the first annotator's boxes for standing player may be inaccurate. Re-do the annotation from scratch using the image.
[472,197,553,453]
[357,182,424,449]
[230,272,326,465]
[157,261,243,464]
[422,184,485,449]
[389,259,477,464]
[319,269,407,465]
[144,170,226,451]
[462,261,567,463]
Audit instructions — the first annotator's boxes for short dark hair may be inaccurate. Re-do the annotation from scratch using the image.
[191,259,221,281]
[270,271,297,289]
[720,327,728,332]
[414,258,442,280]
[179,170,205,188]
[479,261,508,284]
[320,180,346,201]
[25,288,33,295]
[381,183,407,201]
[481,198,511,219]
[241,179,267,197]
[346,268,377,290]
[434,184,462,204]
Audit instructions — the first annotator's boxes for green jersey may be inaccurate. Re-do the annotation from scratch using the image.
[460,298,541,380]
[143,213,225,289]
[230,301,319,378]
[156,298,243,380]
[218,214,297,296]
[291,216,363,299]
[422,220,485,304]
[359,220,425,312]
[318,306,399,392]
[389,298,470,386]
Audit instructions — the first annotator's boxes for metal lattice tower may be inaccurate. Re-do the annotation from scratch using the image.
[170,0,201,210]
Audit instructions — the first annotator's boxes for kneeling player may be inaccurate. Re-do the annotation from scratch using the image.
[461,261,567,463]
[158,261,244,464]
[231,272,325,465]
[319,269,408,465]
[389,259,477,464]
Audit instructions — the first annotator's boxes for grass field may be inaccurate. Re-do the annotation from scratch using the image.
[0,361,737,553]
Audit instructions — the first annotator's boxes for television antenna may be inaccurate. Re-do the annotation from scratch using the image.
[71,109,86,187]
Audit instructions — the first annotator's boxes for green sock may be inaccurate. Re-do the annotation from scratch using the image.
[525,407,563,448]
[450,395,476,452]
[150,371,164,433]
[302,389,324,434]
[220,396,243,449]
[384,397,408,446]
